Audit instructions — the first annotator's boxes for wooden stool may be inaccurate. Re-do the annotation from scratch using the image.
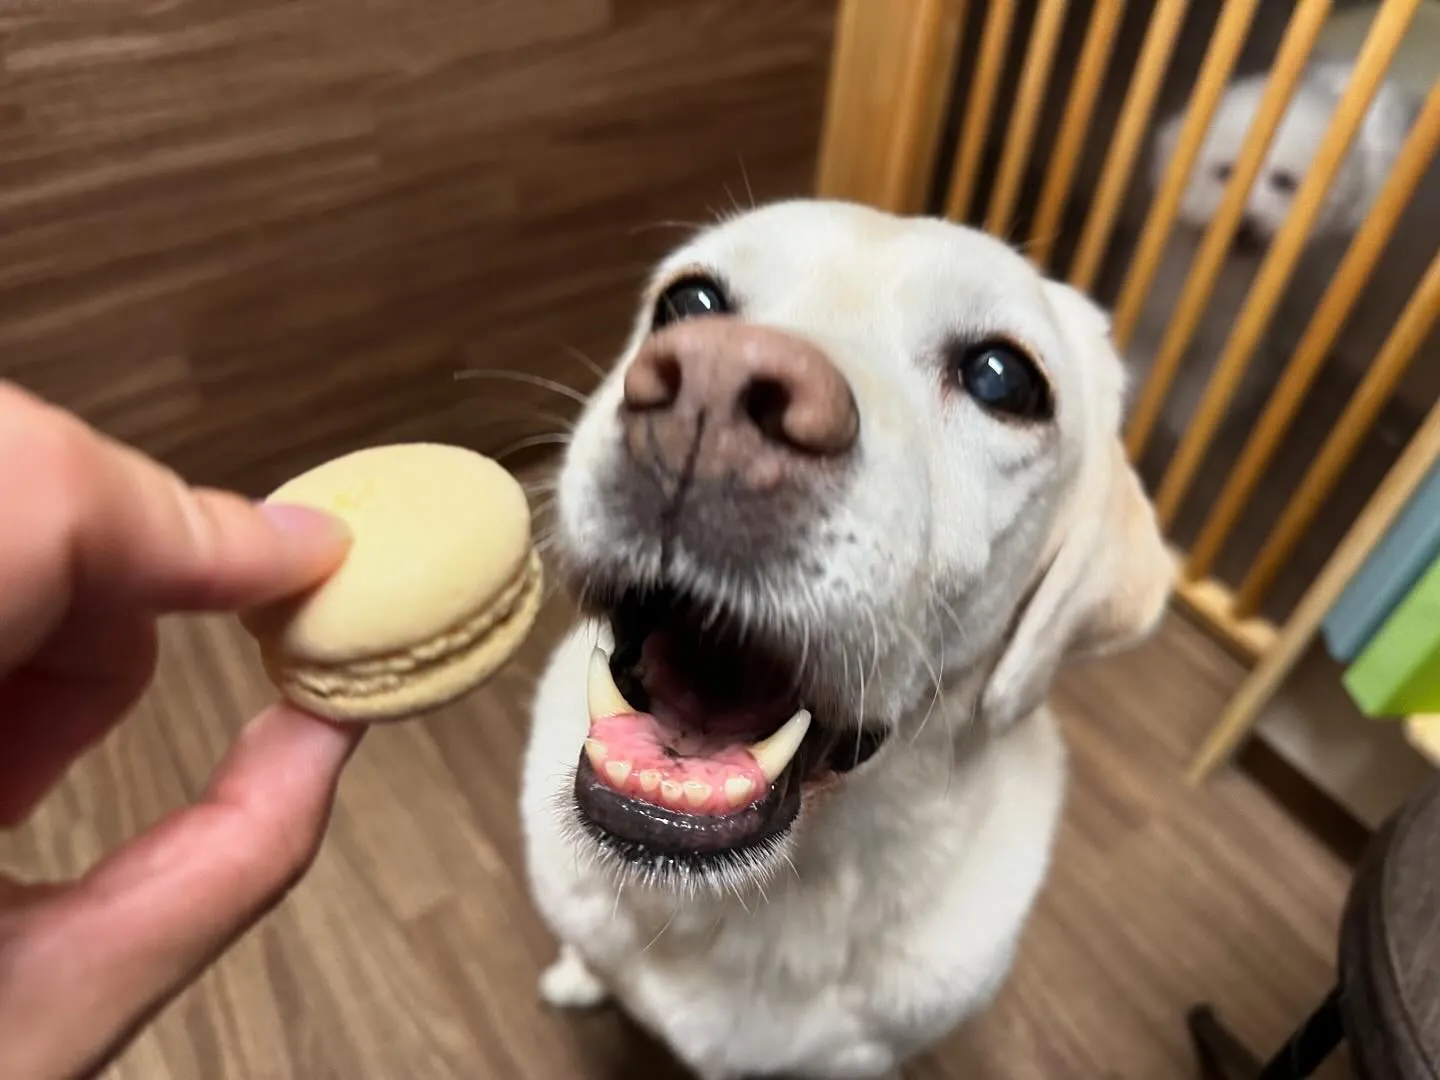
[1188,773,1440,1079]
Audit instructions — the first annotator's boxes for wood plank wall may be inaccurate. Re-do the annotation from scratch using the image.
[0,0,836,495]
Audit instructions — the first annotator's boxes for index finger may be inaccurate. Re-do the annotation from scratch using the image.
[0,383,349,662]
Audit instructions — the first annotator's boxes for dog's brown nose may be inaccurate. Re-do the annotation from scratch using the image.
[621,319,858,486]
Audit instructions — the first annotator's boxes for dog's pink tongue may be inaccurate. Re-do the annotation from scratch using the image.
[585,713,768,815]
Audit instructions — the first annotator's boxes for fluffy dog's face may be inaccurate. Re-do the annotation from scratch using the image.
[1156,73,1365,246]
[551,201,1169,891]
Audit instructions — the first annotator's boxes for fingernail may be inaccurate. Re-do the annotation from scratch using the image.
[260,503,351,545]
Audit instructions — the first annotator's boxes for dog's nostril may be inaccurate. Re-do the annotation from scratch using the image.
[654,355,682,402]
[741,377,793,446]
[624,350,682,411]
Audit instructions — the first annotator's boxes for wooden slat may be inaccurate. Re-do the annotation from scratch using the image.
[1234,249,1440,616]
[1186,79,1440,581]
[1067,0,1192,291]
[1028,0,1128,268]
[1405,715,1440,766]
[1189,389,1440,783]
[816,0,966,212]
[1150,0,1424,526]
[983,0,1070,238]
[943,0,1018,223]
[814,0,873,200]
[1110,0,1293,354]
[1172,571,1277,662]
[880,0,968,212]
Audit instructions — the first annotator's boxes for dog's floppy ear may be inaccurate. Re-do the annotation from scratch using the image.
[981,283,1175,729]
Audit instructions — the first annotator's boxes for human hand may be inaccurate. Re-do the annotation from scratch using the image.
[0,381,358,1080]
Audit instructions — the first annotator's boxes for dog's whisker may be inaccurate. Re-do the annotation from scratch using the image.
[946,695,984,800]
[737,154,756,210]
[856,644,868,766]
[452,368,591,407]
[913,682,944,746]
[902,621,944,745]
[474,407,578,437]
[706,203,740,227]
[642,907,678,953]
[722,181,744,217]
[627,219,709,237]
[753,876,771,907]
[1019,229,1065,260]
[780,852,801,884]
[495,432,572,462]
[792,619,812,701]
[933,595,969,651]
[560,343,609,385]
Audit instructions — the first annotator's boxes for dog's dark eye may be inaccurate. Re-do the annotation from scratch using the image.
[653,275,730,330]
[1270,169,1299,194]
[953,340,1052,420]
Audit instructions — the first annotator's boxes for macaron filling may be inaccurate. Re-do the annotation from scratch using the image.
[273,550,542,704]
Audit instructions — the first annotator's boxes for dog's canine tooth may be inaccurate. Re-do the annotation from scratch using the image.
[587,646,637,720]
[747,708,811,783]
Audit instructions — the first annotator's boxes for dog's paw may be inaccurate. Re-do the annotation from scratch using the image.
[539,946,610,1009]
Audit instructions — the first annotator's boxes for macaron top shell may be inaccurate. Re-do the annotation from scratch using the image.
[259,443,531,663]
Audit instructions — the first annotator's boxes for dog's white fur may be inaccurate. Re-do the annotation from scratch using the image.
[1129,58,1419,444]
[520,200,1172,1080]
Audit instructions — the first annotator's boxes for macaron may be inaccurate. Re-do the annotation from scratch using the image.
[241,442,543,722]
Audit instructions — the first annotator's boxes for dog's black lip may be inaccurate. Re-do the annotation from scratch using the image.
[573,754,802,859]
[571,720,890,867]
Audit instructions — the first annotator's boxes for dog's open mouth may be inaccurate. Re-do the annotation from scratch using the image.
[574,588,886,865]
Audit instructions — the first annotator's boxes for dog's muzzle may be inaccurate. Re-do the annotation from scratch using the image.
[562,319,886,871]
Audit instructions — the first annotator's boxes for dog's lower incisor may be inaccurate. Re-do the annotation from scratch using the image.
[520,200,1174,1080]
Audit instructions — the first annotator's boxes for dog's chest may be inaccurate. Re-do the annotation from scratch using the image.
[608,895,891,1077]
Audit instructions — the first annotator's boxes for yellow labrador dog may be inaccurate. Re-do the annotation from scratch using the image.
[520,200,1173,1080]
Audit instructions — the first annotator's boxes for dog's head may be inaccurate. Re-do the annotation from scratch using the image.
[1155,61,1413,250]
[553,200,1171,890]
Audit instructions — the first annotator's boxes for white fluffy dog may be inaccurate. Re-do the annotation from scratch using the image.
[520,200,1173,1080]
[1129,58,1418,445]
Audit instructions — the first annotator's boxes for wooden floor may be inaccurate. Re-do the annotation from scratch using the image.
[0,582,1354,1079]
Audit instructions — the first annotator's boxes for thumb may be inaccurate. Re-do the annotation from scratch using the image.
[0,704,362,1080]
[85,469,353,613]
